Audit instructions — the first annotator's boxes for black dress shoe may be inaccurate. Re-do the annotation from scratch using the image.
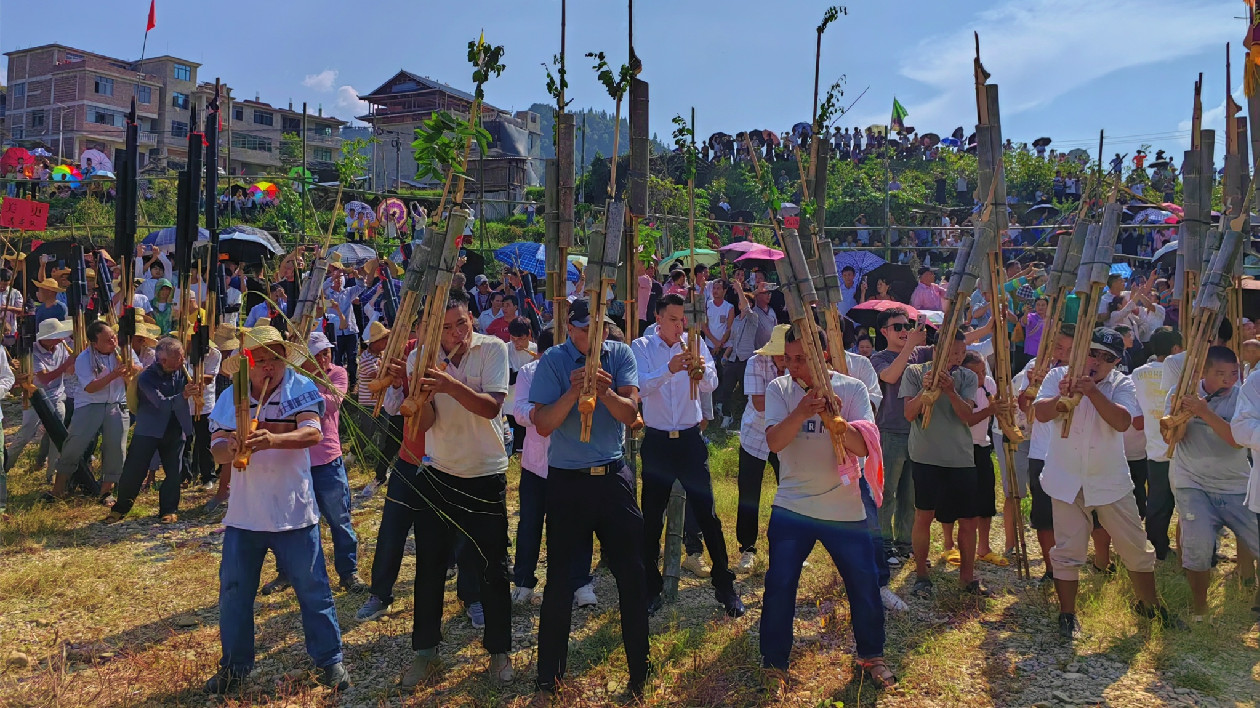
[647,594,664,615]
[204,667,246,694]
[716,586,746,617]
[319,662,350,690]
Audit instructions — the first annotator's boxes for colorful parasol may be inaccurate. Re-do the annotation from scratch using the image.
[1,147,33,175]
[51,164,83,188]
[80,149,113,172]
[248,181,278,200]
[377,197,407,229]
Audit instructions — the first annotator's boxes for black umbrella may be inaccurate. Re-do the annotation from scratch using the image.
[730,209,756,223]
[863,262,916,302]
[1242,278,1260,320]
[218,225,284,264]
[1033,137,1052,148]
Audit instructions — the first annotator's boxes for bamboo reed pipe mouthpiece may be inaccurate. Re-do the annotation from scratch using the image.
[1055,393,1082,414]
[577,395,597,415]
[399,399,419,417]
[367,376,395,393]
[233,420,257,469]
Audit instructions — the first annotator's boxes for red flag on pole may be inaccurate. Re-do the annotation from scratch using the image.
[146,0,156,32]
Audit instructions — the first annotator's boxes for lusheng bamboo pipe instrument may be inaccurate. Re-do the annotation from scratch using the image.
[576,200,626,441]
[1020,199,1090,401]
[683,108,706,399]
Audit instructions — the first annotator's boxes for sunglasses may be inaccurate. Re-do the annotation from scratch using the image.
[883,322,913,332]
[1088,349,1118,364]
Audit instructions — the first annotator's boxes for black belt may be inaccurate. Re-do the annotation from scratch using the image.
[549,461,622,476]
[644,425,698,440]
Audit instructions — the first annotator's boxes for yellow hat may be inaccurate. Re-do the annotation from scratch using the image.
[132,322,162,345]
[212,323,241,350]
[754,324,792,357]
[365,320,391,344]
[33,277,65,293]
[220,325,293,375]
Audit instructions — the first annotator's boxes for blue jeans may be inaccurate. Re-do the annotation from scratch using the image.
[878,431,914,547]
[310,457,358,580]
[760,506,885,669]
[219,524,343,673]
[514,468,594,590]
[1173,488,1260,572]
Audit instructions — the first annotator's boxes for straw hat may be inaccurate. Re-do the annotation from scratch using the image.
[220,325,293,375]
[754,324,792,357]
[36,318,74,341]
[212,323,241,350]
[32,277,65,293]
[132,322,162,346]
[365,320,390,344]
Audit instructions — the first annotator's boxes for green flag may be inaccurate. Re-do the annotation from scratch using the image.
[891,98,908,131]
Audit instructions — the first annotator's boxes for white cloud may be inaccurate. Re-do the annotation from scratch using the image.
[302,69,338,92]
[335,85,369,118]
[874,0,1235,132]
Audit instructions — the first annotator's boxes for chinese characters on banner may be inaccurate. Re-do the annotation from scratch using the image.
[783,216,800,229]
[0,198,50,231]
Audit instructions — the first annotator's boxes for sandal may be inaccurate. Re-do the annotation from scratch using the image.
[944,549,961,566]
[857,657,898,689]
[979,551,1010,567]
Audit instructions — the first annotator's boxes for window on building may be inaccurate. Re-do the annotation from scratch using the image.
[174,64,191,81]
[314,125,332,137]
[30,111,45,129]
[171,92,189,110]
[282,116,301,133]
[231,133,272,153]
[94,76,114,96]
[313,147,332,162]
[11,83,25,98]
[253,110,274,126]
[171,121,189,138]
[10,127,23,140]
[233,106,244,121]
[137,85,152,104]
[92,108,125,127]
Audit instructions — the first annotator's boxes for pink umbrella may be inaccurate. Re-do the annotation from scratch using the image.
[735,245,785,263]
[1161,203,1184,217]
[719,241,763,254]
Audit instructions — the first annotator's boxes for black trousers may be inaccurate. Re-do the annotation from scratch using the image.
[715,358,748,419]
[537,462,648,690]
[640,427,735,598]
[334,333,359,387]
[1128,458,1149,519]
[736,446,781,553]
[369,462,420,604]
[182,415,215,483]
[112,419,185,517]
[406,461,511,654]
[1145,459,1174,559]
[374,414,403,484]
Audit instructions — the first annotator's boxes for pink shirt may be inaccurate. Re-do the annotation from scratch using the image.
[309,364,349,466]
[910,282,945,311]
[637,274,653,321]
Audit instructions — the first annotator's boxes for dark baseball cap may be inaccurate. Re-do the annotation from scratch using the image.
[567,298,614,328]
[1090,327,1125,358]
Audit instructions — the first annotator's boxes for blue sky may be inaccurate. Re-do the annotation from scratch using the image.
[0,0,1247,161]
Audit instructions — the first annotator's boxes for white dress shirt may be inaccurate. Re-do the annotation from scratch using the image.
[631,332,717,431]
[844,351,882,410]
[1228,373,1260,513]
[512,358,550,478]
[1036,366,1140,506]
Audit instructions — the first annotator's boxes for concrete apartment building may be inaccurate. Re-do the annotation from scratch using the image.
[3,43,345,177]
[358,70,542,216]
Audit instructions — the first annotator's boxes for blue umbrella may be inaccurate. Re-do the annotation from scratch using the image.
[1110,262,1133,279]
[939,137,962,148]
[327,242,377,268]
[495,241,580,281]
[142,227,210,248]
[834,250,885,278]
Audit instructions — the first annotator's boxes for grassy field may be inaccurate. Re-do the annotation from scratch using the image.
[1,417,1258,707]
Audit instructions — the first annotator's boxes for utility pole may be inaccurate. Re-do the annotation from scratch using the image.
[393,134,401,192]
[301,101,308,235]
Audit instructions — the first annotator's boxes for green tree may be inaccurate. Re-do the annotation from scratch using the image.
[279,132,303,172]
[336,136,376,188]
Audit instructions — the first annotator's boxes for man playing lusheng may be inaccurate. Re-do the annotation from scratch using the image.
[1034,327,1178,639]
[1172,346,1260,621]
[762,327,894,689]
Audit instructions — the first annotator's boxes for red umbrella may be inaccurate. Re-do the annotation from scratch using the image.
[734,245,784,263]
[849,299,920,320]
[1,147,34,175]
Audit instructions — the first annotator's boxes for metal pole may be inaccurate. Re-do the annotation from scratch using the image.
[579,113,587,204]
[394,134,401,192]
[225,105,233,227]
[883,137,891,262]
[301,101,308,235]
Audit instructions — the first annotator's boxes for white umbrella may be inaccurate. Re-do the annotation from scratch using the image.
[80,149,113,172]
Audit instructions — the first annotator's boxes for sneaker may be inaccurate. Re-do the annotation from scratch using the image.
[399,648,442,688]
[681,553,711,578]
[880,587,909,611]
[356,595,391,621]
[737,551,757,572]
[319,662,350,691]
[489,653,514,684]
[204,667,246,694]
[467,601,485,629]
[721,415,734,429]
[1058,612,1079,639]
[204,497,225,513]
[886,553,903,567]
[260,576,291,596]
[647,593,664,615]
[912,576,933,597]
[1135,602,1187,630]
[199,481,216,491]
[1091,561,1117,576]
[574,583,598,607]
[511,586,535,604]
[358,481,379,499]
[340,572,368,593]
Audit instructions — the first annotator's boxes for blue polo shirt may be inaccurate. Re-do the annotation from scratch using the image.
[530,338,638,468]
